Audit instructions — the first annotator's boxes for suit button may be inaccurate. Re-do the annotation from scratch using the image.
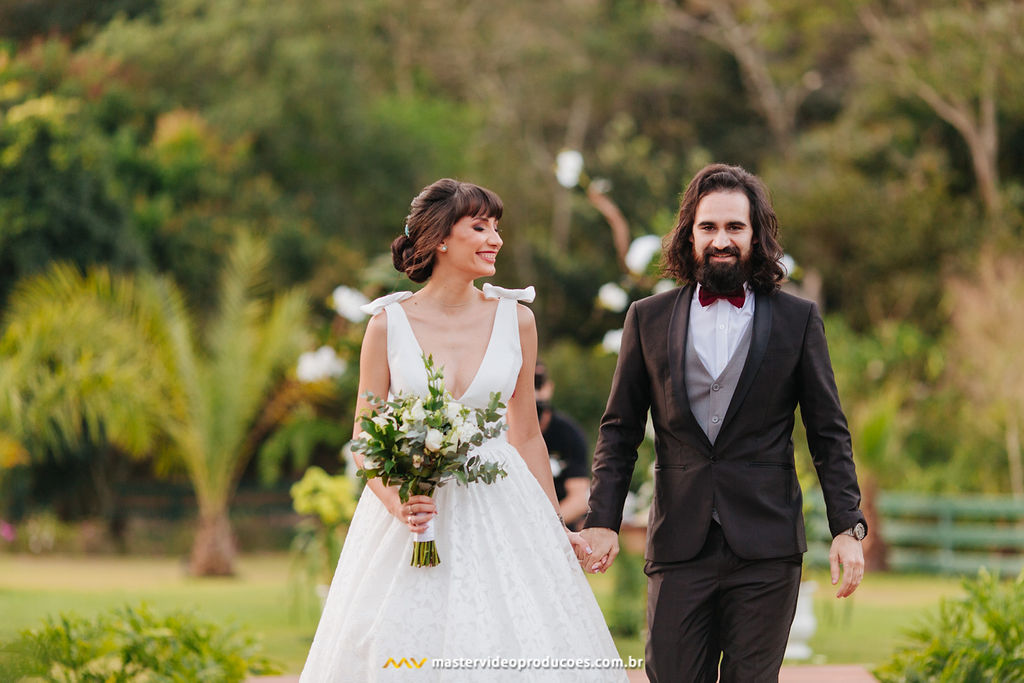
[712,383,721,391]
[710,456,718,463]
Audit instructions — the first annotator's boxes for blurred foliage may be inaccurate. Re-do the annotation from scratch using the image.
[288,465,357,610]
[0,0,158,46]
[0,603,280,681]
[540,339,619,447]
[945,249,1024,497]
[2,0,1024,534]
[0,237,311,574]
[875,569,1024,683]
[606,548,645,638]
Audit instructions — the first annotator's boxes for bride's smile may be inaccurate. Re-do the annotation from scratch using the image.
[437,213,502,278]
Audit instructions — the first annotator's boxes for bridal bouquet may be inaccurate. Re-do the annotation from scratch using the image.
[353,354,508,566]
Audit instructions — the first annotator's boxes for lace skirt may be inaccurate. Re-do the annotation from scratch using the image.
[300,439,628,682]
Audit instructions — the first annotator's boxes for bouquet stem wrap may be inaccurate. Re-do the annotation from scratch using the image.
[354,355,508,569]
[411,488,439,567]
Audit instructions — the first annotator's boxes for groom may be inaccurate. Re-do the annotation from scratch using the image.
[581,164,866,682]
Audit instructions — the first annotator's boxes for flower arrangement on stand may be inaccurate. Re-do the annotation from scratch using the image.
[289,466,357,608]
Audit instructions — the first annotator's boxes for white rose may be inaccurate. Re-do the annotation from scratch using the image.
[424,428,444,452]
[456,421,480,444]
[409,400,427,422]
[445,401,465,422]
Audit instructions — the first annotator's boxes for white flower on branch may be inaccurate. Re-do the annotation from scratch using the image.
[331,286,370,323]
[602,329,624,354]
[297,346,347,382]
[555,149,584,188]
[625,234,662,275]
[597,282,629,313]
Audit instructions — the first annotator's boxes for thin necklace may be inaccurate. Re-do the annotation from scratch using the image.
[410,295,474,310]
[436,299,473,309]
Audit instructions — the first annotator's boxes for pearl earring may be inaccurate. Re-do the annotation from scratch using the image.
[440,244,448,252]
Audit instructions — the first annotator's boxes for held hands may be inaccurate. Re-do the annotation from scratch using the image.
[578,527,619,573]
[394,495,437,534]
[830,533,865,598]
[565,529,592,559]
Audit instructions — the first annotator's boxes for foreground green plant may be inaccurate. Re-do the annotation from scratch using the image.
[0,603,280,682]
[875,569,1024,682]
[289,465,357,610]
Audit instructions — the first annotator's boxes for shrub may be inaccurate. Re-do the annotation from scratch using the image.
[606,549,645,638]
[874,569,1024,682]
[0,603,280,681]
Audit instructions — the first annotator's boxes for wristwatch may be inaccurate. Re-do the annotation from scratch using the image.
[840,522,867,541]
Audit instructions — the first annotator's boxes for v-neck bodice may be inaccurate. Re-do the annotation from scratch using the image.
[387,301,501,403]
[364,285,534,412]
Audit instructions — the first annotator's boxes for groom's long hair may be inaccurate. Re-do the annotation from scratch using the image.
[661,164,785,295]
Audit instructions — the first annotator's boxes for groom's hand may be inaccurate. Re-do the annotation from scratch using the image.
[579,527,619,574]
[830,534,865,598]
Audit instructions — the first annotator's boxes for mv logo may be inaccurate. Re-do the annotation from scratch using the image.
[382,657,428,669]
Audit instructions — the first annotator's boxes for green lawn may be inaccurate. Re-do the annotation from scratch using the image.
[0,553,964,674]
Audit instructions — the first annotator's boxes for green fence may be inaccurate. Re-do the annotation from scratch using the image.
[805,490,1024,575]
[114,481,296,520]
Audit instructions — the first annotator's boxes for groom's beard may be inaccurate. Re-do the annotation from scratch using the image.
[694,245,752,294]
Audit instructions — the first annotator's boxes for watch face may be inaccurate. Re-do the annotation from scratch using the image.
[854,522,866,540]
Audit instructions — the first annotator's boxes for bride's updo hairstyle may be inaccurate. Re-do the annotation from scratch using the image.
[391,178,503,283]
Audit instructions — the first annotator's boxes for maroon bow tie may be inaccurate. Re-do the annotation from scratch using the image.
[698,288,745,308]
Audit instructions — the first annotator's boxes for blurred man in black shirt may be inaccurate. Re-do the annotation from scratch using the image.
[536,361,590,530]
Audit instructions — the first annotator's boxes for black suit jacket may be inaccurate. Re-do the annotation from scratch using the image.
[584,285,865,563]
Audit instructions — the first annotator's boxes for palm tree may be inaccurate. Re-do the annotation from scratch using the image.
[0,265,172,520]
[1,234,309,575]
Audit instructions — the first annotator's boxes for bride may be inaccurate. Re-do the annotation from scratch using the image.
[300,178,627,681]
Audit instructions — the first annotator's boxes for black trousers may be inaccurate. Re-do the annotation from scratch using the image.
[644,523,802,683]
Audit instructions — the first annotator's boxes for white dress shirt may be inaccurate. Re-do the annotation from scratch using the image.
[689,283,755,378]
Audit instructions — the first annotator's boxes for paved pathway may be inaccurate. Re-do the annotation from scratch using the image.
[253,665,877,682]
[625,665,878,682]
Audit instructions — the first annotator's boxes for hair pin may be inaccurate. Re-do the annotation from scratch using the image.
[404,224,410,237]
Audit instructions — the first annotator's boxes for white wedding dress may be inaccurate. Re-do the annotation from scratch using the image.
[300,284,627,682]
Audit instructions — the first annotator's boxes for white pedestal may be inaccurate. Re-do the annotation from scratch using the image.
[784,580,817,661]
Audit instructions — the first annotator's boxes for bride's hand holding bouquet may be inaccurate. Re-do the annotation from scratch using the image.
[353,354,508,567]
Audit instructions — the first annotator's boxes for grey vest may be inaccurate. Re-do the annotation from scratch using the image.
[685,319,753,445]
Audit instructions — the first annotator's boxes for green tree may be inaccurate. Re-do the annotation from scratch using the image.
[764,129,976,332]
[947,250,1024,499]
[0,40,317,314]
[659,0,861,154]
[0,0,156,46]
[0,235,310,575]
[856,0,1024,221]
[815,316,944,569]
[0,46,148,307]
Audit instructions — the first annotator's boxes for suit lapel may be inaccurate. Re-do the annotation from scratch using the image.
[667,285,713,450]
[720,290,773,434]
